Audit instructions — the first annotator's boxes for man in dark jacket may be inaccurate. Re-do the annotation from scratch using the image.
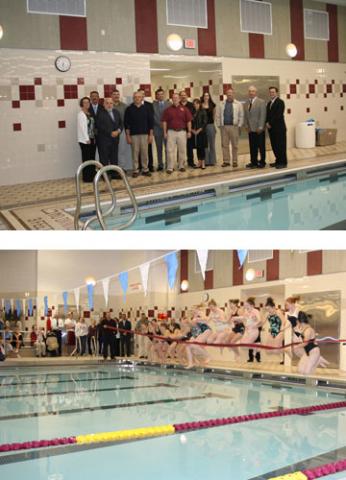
[119,314,132,357]
[266,86,287,169]
[100,312,117,360]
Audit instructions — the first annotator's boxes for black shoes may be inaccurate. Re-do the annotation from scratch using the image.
[275,164,287,169]
[246,163,258,169]
[257,163,266,169]
[157,165,164,171]
[142,171,152,177]
[270,162,277,167]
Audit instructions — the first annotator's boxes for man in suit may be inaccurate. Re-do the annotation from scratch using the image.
[119,313,132,357]
[153,88,170,171]
[244,86,267,169]
[88,91,104,159]
[138,89,154,172]
[95,97,122,178]
[179,90,197,168]
[100,311,117,360]
[266,86,287,169]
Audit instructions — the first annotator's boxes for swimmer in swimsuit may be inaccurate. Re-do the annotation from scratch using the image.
[296,312,322,375]
[263,297,285,362]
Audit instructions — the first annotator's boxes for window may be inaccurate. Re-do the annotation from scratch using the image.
[304,9,329,41]
[195,252,213,274]
[27,0,86,17]
[166,0,208,29]
[240,0,272,35]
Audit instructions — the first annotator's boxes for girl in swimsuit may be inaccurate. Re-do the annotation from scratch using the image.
[206,299,232,352]
[185,305,211,369]
[227,299,245,344]
[232,297,262,362]
[263,297,285,361]
[296,312,321,375]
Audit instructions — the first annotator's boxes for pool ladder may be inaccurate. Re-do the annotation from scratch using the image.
[74,161,138,230]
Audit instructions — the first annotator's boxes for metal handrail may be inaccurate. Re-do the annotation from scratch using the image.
[91,165,139,230]
[74,160,117,230]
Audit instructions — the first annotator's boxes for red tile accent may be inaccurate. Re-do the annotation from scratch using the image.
[63,85,78,99]
[139,84,151,96]
[173,84,177,89]
[34,77,42,85]
[286,94,291,99]
[232,251,243,286]
[307,251,322,276]
[296,79,300,84]
[219,95,224,101]
[306,94,310,99]
[190,82,194,88]
[59,16,87,50]
[223,83,232,94]
[290,84,297,94]
[342,106,344,111]
[343,84,346,92]
[309,84,315,94]
[13,123,21,131]
[104,84,116,97]
[290,0,305,60]
[180,250,188,294]
[332,79,335,84]
[148,309,154,318]
[327,4,339,62]
[266,250,279,281]
[58,121,66,128]
[19,85,35,100]
[324,93,327,98]
[205,270,214,290]
[116,77,122,85]
[77,77,84,85]
[315,79,318,84]
[324,106,328,112]
[209,79,213,85]
[249,33,264,58]
[287,108,291,114]
[57,99,65,107]
[203,85,209,94]
[306,107,310,113]
[135,0,158,53]
[341,93,344,98]
[184,87,191,97]
[326,84,332,93]
[198,0,216,56]
[12,101,20,108]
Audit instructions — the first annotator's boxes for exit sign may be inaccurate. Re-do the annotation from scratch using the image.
[184,38,195,49]
[255,270,264,278]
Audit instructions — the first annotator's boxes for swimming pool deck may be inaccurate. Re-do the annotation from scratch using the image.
[1,141,345,230]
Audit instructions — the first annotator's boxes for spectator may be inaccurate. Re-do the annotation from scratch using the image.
[179,90,196,169]
[112,89,132,171]
[201,92,217,166]
[46,330,59,356]
[266,86,287,169]
[100,312,117,360]
[191,99,208,169]
[88,90,104,159]
[35,328,46,357]
[152,88,170,171]
[162,93,192,174]
[75,317,88,356]
[78,96,96,182]
[124,91,153,178]
[137,89,155,172]
[30,325,37,347]
[97,316,105,356]
[87,319,97,355]
[114,317,121,356]
[119,314,132,357]
[244,85,266,169]
[11,326,23,355]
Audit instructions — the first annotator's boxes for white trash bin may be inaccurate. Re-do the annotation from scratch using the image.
[295,121,316,148]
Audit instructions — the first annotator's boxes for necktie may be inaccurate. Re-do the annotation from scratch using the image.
[249,99,253,111]
[93,104,97,114]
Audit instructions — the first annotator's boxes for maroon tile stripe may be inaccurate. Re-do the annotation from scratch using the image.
[327,4,339,63]
[307,251,323,276]
[290,0,305,61]
[135,0,158,53]
[266,250,280,281]
[180,250,188,293]
[198,0,216,56]
[59,16,87,51]
[233,251,243,286]
[249,33,265,59]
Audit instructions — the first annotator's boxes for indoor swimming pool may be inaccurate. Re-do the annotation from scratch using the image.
[1,364,346,479]
[79,165,346,230]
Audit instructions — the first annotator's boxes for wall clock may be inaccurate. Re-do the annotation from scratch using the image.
[55,56,71,72]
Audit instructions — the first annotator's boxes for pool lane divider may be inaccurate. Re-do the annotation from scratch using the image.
[1,401,346,454]
[268,458,346,479]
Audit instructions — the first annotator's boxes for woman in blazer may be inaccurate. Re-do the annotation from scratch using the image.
[77,96,96,182]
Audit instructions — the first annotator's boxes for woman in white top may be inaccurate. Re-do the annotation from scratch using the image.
[75,317,88,356]
[77,96,96,182]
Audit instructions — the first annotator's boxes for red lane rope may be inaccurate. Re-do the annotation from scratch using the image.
[106,326,346,351]
[303,459,346,479]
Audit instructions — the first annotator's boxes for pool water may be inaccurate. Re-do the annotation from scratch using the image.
[87,171,346,230]
[1,365,346,480]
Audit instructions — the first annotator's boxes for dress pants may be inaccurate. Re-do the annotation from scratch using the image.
[166,130,187,171]
[103,335,116,359]
[248,131,266,166]
[205,124,216,165]
[98,139,119,170]
[220,125,239,165]
[154,127,167,169]
[268,128,287,166]
[114,338,120,356]
[139,144,153,170]
[131,135,149,173]
[79,142,96,182]
[121,335,132,356]
[187,137,195,166]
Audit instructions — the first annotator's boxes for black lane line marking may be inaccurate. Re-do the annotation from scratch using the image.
[249,446,346,479]
[1,375,136,387]
[145,206,198,225]
[0,383,176,400]
[0,394,209,421]
[246,187,284,201]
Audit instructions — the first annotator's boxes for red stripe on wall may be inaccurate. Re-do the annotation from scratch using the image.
[248,33,265,59]
[198,0,217,56]
[59,16,87,51]
[327,4,339,63]
[233,251,244,286]
[135,0,158,53]
[180,250,188,293]
[290,0,305,61]
[307,251,323,276]
[266,250,280,281]
[205,270,214,290]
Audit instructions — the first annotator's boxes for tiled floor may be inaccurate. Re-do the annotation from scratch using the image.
[1,142,345,230]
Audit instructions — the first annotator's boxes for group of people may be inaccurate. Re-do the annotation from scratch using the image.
[77,85,287,182]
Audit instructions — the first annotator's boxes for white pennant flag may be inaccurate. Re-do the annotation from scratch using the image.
[73,288,80,313]
[139,262,150,296]
[10,298,14,310]
[196,250,209,280]
[102,277,110,307]
[22,299,26,317]
[0,298,3,309]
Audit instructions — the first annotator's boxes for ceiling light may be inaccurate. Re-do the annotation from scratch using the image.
[245,268,256,282]
[166,33,183,52]
[286,43,297,58]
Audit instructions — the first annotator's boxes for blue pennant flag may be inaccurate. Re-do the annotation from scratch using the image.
[237,250,248,268]
[118,272,128,302]
[4,300,11,315]
[62,291,68,314]
[15,299,21,316]
[165,252,178,289]
[87,284,94,310]
[44,296,49,316]
[28,299,33,317]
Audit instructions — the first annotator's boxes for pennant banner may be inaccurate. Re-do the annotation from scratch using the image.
[62,291,68,314]
[237,250,248,268]
[139,262,150,296]
[165,252,178,289]
[10,299,14,310]
[44,296,49,316]
[28,299,33,317]
[87,284,94,310]
[118,272,128,302]
[196,250,209,280]
[102,277,110,307]
[4,300,11,315]
[74,288,80,313]
[22,299,25,318]
[15,299,21,317]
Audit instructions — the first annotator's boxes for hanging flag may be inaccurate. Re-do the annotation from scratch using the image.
[10,299,14,310]
[87,284,94,310]
[102,277,110,307]
[22,299,25,318]
[196,250,209,280]
[4,300,11,315]
[139,262,150,296]
[44,296,49,316]
[73,288,80,312]
[15,299,21,316]
[118,271,128,302]
[237,250,248,268]
[62,291,68,314]
[28,298,33,317]
[165,252,178,289]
